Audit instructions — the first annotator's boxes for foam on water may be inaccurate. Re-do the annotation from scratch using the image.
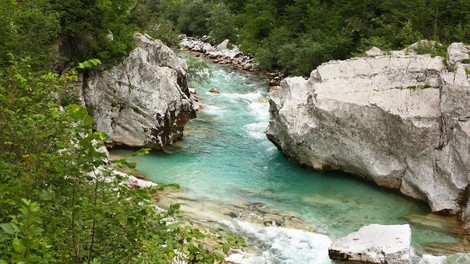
[200,104,225,116]
[245,92,270,140]
[219,91,264,102]
[414,253,470,264]
[224,220,333,264]
[244,123,266,140]
[248,101,270,120]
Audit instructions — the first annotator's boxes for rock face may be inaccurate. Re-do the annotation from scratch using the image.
[83,34,195,149]
[266,42,470,227]
[328,224,411,264]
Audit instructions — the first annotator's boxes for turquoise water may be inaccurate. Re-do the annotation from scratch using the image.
[113,57,466,261]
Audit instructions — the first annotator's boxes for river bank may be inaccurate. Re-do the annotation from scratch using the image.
[179,36,284,89]
[111,55,470,263]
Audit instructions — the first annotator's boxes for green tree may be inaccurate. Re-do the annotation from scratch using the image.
[177,0,210,37]
[0,0,59,70]
[239,0,277,53]
[0,60,231,263]
[49,0,137,64]
[207,2,238,43]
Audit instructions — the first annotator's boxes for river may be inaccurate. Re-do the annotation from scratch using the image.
[112,56,470,263]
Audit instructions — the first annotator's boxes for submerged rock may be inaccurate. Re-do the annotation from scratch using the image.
[328,224,411,264]
[266,42,470,228]
[404,213,465,235]
[209,88,220,94]
[257,97,269,104]
[84,33,195,149]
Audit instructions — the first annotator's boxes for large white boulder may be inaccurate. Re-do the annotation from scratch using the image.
[207,39,241,59]
[328,224,411,264]
[84,33,195,149]
[447,42,469,70]
[266,43,470,228]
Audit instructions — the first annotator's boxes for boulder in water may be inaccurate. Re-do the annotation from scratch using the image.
[209,88,220,94]
[328,224,411,264]
[266,42,470,228]
[84,33,195,150]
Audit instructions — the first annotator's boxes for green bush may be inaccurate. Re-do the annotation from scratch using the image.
[0,0,59,70]
[207,2,238,44]
[0,60,231,263]
[146,18,181,47]
[177,0,210,37]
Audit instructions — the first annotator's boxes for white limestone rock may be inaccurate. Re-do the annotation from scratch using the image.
[216,39,229,51]
[84,33,195,149]
[328,224,411,264]
[225,253,246,264]
[365,47,384,57]
[207,39,241,59]
[180,37,251,70]
[266,43,470,228]
[447,42,469,70]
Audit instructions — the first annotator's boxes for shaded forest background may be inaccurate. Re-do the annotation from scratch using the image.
[2,0,469,76]
[0,0,468,262]
[138,0,470,76]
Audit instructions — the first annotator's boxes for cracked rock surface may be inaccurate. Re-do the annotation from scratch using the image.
[266,43,470,228]
[328,224,411,264]
[83,33,195,149]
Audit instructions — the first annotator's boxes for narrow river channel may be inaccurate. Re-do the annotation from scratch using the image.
[112,56,470,263]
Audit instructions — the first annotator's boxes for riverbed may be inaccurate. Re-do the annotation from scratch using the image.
[112,56,470,263]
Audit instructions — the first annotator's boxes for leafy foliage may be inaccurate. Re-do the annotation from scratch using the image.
[0,0,138,70]
[186,57,213,84]
[145,17,182,47]
[0,0,60,70]
[207,3,238,44]
[0,60,235,263]
[49,0,137,64]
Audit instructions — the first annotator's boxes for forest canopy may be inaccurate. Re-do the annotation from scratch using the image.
[139,0,470,76]
[2,0,468,75]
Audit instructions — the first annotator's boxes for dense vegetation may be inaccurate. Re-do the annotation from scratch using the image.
[5,0,466,76]
[0,0,138,71]
[140,0,470,76]
[0,0,233,262]
[0,59,236,263]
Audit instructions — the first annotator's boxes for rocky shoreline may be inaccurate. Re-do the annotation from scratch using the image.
[111,160,470,263]
[90,34,470,263]
[179,36,284,90]
[180,36,255,72]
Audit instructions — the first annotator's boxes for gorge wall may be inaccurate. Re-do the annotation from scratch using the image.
[82,34,195,150]
[266,42,470,229]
